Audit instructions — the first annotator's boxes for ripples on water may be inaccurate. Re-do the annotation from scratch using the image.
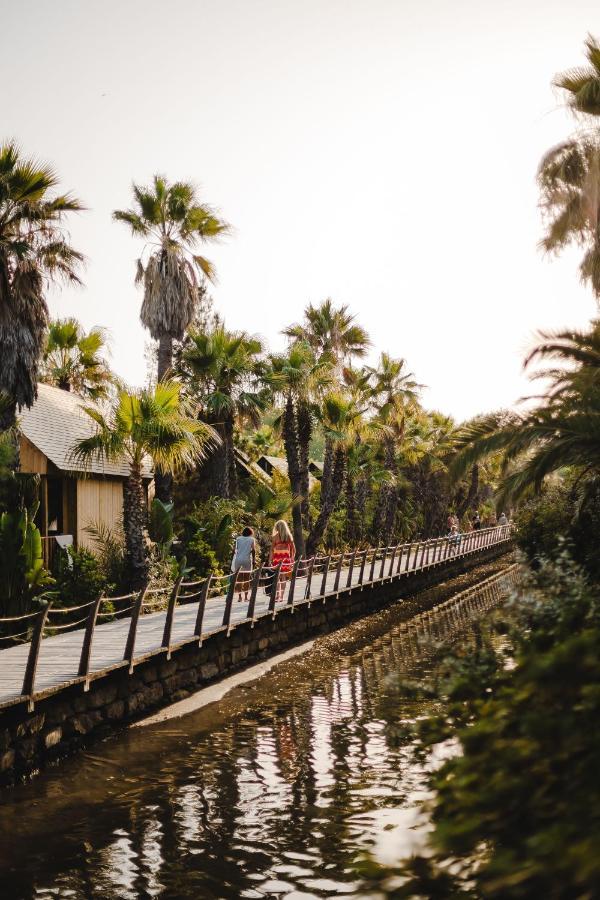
[0,566,518,900]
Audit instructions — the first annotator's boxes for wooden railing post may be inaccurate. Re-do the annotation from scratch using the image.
[333,553,345,592]
[369,548,379,582]
[162,575,183,656]
[404,542,413,573]
[304,557,315,600]
[346,550,357,588]
[194,575,212,639]
[396,544,405,574]
[123,586,147,670]
[22,602,52,703]
[78,596,103,681]
[358,550,368,585]
[247,566,263,620]
[319,556,331,596]
[287,559,300,606]
[419,541,427,568]
[268,561,284,613]
[222,568,240,630]
[387,545,397,577]
[379,547,388,579]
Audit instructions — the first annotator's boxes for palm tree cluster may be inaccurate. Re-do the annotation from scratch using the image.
[0,147,496,591]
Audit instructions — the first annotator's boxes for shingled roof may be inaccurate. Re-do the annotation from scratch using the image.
[19,383,152,479]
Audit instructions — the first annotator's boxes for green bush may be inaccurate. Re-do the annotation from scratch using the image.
[177,497,250,567]
[184,533,223,579]
[52,546,107,608]
[367,554,600,899]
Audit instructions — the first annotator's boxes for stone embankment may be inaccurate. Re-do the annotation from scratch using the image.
[0,542,512,786]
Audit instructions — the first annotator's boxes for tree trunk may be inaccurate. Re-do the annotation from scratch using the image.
[297,400,312,533]
[154,334,174,504]
[224,412,238,498]
[456,464,479,520]
[123,461,150,590]
[306,443,345,555]
[345,472,358,545]
[281,395,305,556]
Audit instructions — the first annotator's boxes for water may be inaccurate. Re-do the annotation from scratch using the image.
[0,564,517,900]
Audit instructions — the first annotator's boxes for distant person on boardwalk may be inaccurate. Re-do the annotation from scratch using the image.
[498,512,508,526]
[472,512,482,531]
[231,526,257,602]
[447,524,461,554]
[447,513,458,531]
[269,520,296,602]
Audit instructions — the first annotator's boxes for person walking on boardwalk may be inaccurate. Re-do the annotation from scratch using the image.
[472,512,482,531]
[497,512,508,526]
[231,526,257,601]
[269,520,296,602]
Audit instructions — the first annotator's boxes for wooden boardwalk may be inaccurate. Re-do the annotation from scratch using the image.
[0,527,512,709]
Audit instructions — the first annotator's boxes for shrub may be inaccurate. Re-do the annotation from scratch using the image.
[52,546,107,608]
[184,533,223,579]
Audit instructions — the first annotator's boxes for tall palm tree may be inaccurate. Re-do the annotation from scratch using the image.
[180,326,266,498]
[72,381,216,588]
[114,175,229,501]
[537,36,600,301]
[0,141,84,431]
[367,353,420,543]
[267,343,329,554]
[306,392,366,555]
[283,298,370,371]
[41,317,112,399]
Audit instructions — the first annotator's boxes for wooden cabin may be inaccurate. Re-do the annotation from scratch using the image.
[19,384,152,565]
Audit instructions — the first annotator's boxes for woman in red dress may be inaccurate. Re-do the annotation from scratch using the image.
[269,520,296,601]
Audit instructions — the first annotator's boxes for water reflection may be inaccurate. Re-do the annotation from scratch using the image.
[0,567,517,900]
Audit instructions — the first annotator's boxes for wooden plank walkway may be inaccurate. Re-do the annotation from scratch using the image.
[0,528,512,709]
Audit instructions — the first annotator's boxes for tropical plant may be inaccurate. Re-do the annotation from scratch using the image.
[0,141,84,431]
[306,392,366,554]
[72,381,216,588]
[179,325,266,498]
[114,175,229,502]
[41,317,112,398]
[113,175,230,382]
[451,323,600,508]
[0,503,52,617]
[267,342,329,553]
[537,36,600,300]
[148,497,175,559]
[283,297,370,372]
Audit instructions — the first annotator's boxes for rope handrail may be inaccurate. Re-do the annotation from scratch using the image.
[0,525,515,703]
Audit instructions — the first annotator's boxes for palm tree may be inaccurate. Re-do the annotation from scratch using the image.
[306,392,366,555]
[451,323,600,507]
[267,343,329,554]
[72,381,216,588]
[114,175,229,501]
[537,36,600,301]
[180,326,266,498]
[41,317,112,399]
[0,141,84,431]
[283,298,370,371]
[367,354,420,543]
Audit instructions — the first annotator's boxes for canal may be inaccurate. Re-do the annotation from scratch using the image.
[0,563,517,899]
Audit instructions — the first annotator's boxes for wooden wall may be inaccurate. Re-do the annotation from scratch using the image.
[76,478,124,548]
[19,437,47,475]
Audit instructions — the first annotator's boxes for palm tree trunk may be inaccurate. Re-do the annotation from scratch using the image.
[154,334,174,504]
[224,413,238,498]
[282,395,305,555]
[345,472,358,545]
[297,400,312,533]
[456,463,479,520]
[123,461,150,589]
[306,444,345,555]
[356,475,368,543]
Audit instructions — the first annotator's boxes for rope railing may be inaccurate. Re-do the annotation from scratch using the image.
[0,524,514,706]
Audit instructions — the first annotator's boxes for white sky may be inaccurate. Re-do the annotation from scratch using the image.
[2,0,599,421]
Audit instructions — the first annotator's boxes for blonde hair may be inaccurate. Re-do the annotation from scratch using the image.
[272,520,293,543]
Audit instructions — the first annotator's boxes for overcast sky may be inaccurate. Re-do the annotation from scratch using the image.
[2,0,599,420]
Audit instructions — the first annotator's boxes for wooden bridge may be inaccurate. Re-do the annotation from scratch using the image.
[0,526,513,712]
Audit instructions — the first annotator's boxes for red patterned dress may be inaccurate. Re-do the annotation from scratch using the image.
[271,540,295,573]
